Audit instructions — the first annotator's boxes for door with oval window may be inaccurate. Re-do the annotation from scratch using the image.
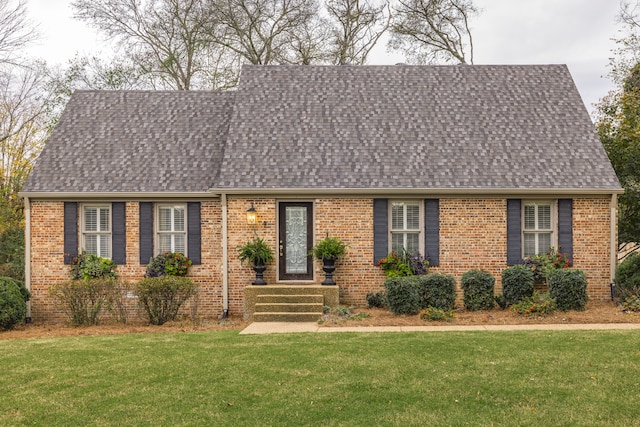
[278,202,313,281]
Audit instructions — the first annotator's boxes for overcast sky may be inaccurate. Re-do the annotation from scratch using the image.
[25,0,623,114]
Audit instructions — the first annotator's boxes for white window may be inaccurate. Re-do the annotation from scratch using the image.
[523,201,553,257]
[82,205,111,258]
[156,204,186,254]
[390,201,422,255]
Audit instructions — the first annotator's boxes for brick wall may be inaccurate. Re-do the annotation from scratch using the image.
[28,196,615,322]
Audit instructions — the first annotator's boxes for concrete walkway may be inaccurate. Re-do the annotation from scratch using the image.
[240,322,640,335]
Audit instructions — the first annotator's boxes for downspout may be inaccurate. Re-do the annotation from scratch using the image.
[610,193,618,301]
[221,193,229,318]
[24,196,32,323]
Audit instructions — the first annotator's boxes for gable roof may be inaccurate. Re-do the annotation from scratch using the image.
[22,90,235,195]
[22,64,621,197]
[214,64,621,193]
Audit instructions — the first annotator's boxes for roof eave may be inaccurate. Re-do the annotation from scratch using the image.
[18,191,221,200]
[209,187,624,197]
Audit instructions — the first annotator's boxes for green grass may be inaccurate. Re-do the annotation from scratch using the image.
[1,330,640,426]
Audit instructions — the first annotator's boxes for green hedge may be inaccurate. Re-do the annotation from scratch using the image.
[0,279,27,330]
[548,269,588,311]
[418,273,456,311]
[134,276,198,325]
[501,265,534,306]
[461,269,495,311]
[615,253,640,303]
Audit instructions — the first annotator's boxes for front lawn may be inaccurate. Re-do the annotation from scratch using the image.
[2,330,639,426]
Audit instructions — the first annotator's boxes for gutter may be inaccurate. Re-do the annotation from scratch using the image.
[207,187,624,197]
[221,193,229,318]
[18,191,221,200]
[24,196,31,322]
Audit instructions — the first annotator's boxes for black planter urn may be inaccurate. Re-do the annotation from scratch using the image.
[252,264,267,285]
[321,257,337,286]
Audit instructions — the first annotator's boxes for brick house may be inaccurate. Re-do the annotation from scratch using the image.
[20,64,622,322]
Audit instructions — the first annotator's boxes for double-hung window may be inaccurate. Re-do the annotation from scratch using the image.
[157,204,186,254]
[390,201,422,254]
[82,205,111,258]
[523,201,553,257]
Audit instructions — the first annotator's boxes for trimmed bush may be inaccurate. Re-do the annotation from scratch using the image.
[50,278,118,326]
[461,269,495,311]
[0,280,27,330]
[418,273,456,310]
[501,265,535,306]
[134,276,198,325]
[615,252,640,303]
[548,269,588,311]
[365,291,387,308]
[384,276,422,315]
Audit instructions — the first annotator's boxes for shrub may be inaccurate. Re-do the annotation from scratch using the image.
[50,278,118,325]
[134,276,198,325]
[615,252,640,303]
[418,273,456,310]
[69,252,117,280]
[146,252,192,277]
[419,307,455,322]
[384,276,422,315]
[501,265,535,306]
[0,280,27,330]
[365,291,387,308]
[548,269,588,311]
[0,276,30,302]
[461,269,495,311]
[511,291,557,316]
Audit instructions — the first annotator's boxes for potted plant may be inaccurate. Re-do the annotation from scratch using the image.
[238,237,275,285]
[310,236,348,285]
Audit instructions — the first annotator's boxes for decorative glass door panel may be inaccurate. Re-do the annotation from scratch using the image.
[278,202,313,281]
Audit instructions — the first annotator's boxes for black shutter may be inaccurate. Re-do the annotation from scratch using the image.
[558,199,573,258]
[506,199,522,266]
[187,202,201,265]
[63,202,78,264]
[112,202,126,265]
[373,199,388,264]
[424,199,440,267]
[139,202,154,265]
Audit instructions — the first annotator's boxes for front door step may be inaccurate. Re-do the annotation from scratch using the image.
[243,285,339,322]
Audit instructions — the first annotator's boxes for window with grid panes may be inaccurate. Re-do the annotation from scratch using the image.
[390,201,421,254]
[82,205,111,258]
[157,204,186,254]
[523,201,553,257]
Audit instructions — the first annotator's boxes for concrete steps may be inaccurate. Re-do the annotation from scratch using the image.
[253,293,324,322]
[244,286,339,322]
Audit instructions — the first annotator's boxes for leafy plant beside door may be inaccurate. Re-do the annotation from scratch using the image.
[238,237,275,285]
[310,236,348,285]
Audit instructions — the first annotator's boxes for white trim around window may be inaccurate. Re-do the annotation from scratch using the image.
[80,204,112,259]
[522,200,556,257]
[389,200,423,255]
[155,203,187,255]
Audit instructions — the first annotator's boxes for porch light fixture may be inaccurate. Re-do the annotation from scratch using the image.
[246,203,257,226]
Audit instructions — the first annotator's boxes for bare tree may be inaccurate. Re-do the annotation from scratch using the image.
[0,0,38,67]
[72,0,239,90]
[209,0,319,65]
[325,0,390,65]
[388,0,478,64]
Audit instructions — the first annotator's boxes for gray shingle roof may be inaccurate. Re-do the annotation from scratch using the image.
[22,90,235,193]
[23,64,621,196]
[214,64,621,191]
